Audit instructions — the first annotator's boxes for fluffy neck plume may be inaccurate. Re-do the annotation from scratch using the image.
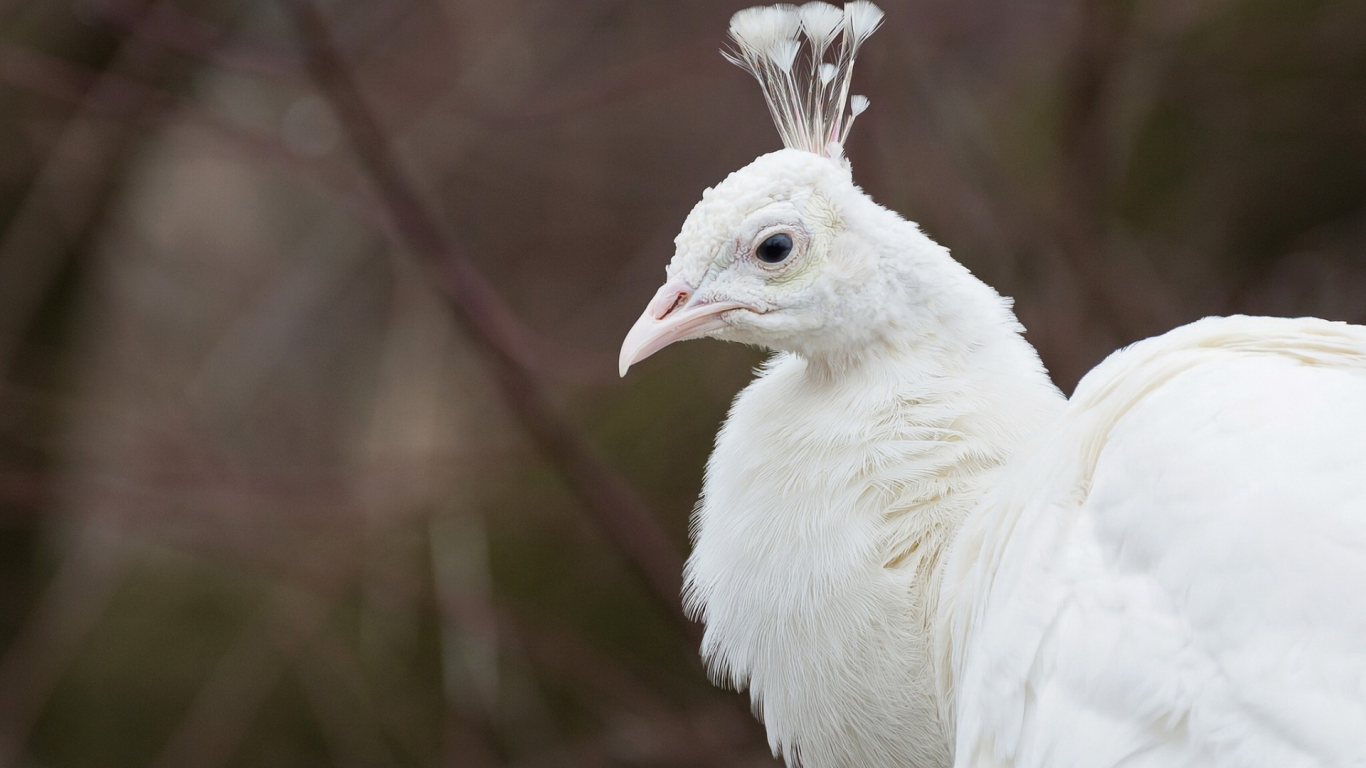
[724,2,883,157]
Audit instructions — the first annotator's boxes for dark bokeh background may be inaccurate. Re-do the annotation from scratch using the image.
[0,0,1363,765]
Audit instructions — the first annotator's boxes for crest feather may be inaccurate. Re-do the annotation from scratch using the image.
[724,2,883,157]
[799,2,844,53]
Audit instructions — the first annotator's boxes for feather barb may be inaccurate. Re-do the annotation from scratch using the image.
[723,2,883,157]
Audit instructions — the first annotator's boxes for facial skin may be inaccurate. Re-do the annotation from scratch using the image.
[620,148,900,376]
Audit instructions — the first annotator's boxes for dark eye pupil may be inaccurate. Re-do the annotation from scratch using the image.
[756,233,793,264]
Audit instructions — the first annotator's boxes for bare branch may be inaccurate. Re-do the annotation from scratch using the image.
[1050,0,1180,346]
[0,529,131,766]
[150,574,337,768]
[79,0,300,79]
[280,0,697,642]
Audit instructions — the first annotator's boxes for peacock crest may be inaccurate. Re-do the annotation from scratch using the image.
[723,1,884,159]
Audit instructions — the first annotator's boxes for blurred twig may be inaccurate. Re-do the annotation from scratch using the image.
[480,42,719,126]
[0,18,164,381]
[0,6,166,758]
[1050,0,1179,346]
[76,0,414,81]
[430,511,503,766]
[0,528,131,767]
[282,0,697,642]
[297,651,400,768]
[151,574,337,768]
[301,624,434,766]
[0,42,380,225]
[0,42,622,385]
[79,0,300,79]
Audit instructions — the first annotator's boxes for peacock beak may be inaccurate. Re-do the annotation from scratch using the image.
[619,278,749,377]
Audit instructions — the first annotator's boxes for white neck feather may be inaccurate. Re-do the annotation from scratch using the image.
[684,215,1065,768]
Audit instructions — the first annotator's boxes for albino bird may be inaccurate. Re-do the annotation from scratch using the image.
[618,3,1366,768]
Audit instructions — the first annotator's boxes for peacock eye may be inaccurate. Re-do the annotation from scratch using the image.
[755,233,794,264]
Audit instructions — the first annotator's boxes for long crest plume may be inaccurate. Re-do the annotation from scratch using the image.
[723,2,884,158]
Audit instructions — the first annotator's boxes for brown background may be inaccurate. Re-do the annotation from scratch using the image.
[0,0,1363,765]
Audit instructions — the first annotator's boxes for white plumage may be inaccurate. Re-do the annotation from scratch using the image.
[946,318,1366,768]
[618,4,1366,767]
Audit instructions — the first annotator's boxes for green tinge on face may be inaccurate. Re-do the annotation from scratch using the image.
[768,193,840,288]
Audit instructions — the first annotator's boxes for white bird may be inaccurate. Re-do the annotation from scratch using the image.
[619,3,1366,768]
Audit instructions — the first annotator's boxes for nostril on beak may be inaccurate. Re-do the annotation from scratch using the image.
[658,290,691,320]
[643,279,699,324]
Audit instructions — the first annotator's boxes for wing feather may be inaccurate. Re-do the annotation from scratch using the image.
[946,316,1366,768]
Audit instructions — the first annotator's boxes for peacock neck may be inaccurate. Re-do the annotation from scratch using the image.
[800,298,1066,640]
[687,291,1064,767]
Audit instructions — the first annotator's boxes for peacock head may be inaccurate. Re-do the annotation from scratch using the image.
[620,2,894,376]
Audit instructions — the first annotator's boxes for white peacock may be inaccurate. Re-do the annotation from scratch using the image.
[620,4,1366,767]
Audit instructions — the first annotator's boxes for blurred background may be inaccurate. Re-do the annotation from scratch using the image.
[0,0,1363,765]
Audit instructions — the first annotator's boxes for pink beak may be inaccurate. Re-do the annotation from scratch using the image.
[619,279,750,376]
